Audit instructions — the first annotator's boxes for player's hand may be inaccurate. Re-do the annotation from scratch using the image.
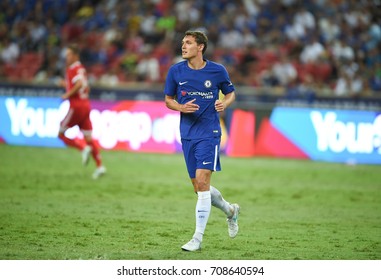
[61,92,69,99]
[57,79,66,88]
[180,99,199,113]
[215,100,225,112]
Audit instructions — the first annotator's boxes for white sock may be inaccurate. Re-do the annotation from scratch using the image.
[193,191,211,242]
[210,185,233,217]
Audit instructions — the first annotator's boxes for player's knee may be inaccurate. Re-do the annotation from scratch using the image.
[195,180,209,192]
[83,135,92,143]
[58,126,67,139]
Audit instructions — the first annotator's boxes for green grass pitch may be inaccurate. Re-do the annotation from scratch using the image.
[0,145,380,260]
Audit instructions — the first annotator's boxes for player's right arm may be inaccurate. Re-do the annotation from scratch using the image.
[164,64,199,113]
[61,79,83,100]
[165,95,199,113]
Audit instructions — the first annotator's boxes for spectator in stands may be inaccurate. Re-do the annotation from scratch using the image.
[294,5,316,31]
[139,4,161,44]
[369,62,381,92]
[331,37,355,62]
[295,74,317,103]
[367,16,381,50]
[119,49,139,81]
[300,35,326,64]
[242,0,260,17]
[1,0,381,97]
[241,26,257,47]
[285,14,306,41]
[34,63,61,85]
[99,65,120,86]
[365,47,381,68]
[271,54,297,87]
[175,0,200,25]
[334,68,364,97]
[318,15,341,44]
[339,57,359,79]
[103,20,120,44]
[124,29,144,53]
[238,44,257,77]
[28,19,48,51]
[156,8,176,40]
[0,37,19,64]
[135,44,160,83]
[343,3,371,29]
[218,24,244,50]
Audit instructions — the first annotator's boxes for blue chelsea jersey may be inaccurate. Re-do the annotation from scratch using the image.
[164,60,235,140]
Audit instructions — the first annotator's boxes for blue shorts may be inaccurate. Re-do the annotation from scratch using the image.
[181,137,221,179]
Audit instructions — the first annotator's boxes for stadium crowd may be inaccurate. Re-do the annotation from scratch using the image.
[0,0,381,98]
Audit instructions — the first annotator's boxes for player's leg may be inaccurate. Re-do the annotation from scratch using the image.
[182,170,212,252]
[186,139,220,250]
[181,139,208,251]
[198,137,240,238]
[82,130,101,166]
[58,108,85,150]
[194,169,212,239]
[80,113,105,179]
[210,186,240,235]
[211,185,240,238]
[210,185,233,216]
[83,131,106,179]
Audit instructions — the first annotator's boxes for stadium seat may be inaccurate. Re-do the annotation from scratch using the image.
[2,52,44,81]
[313,63,332,82]
[90,64,106,79]
[21,52,43,64]
[256,50,278,64]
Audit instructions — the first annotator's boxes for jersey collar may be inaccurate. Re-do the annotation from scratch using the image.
[69,61,81,69]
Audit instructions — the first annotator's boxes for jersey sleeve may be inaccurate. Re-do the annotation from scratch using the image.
[65,69,72,91]
[164,66,177,97]
[72,67,85,85]
[219,65,235,95]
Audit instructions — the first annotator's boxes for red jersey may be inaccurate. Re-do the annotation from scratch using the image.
[65,61,90,107]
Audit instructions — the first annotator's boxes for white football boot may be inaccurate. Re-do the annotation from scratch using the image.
[92,166,106,179]
[227,203,240,238]
[181,238,201,251]
[82,145,92,166]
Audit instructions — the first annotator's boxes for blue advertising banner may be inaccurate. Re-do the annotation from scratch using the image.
[0,96,66,147]
[270,107,381,164]
[0,96,182,152]
[1,95,381,164]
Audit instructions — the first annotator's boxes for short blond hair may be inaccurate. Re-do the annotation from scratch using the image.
[67,44,80,56]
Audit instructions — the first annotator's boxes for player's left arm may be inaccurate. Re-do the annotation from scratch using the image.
[61,79,83,99]
[215,91,235,112]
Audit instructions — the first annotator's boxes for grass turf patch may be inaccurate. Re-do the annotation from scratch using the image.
[0,145,380,260]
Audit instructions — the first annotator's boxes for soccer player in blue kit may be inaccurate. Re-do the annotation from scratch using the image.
[164,30,240,251]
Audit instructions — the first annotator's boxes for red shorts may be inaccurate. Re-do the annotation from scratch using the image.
[60,102,92,132]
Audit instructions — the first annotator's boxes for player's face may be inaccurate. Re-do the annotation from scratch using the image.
[181,35,203,60]
[65,49,76,66]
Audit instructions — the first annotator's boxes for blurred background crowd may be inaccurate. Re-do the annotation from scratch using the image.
[0,0,380,98]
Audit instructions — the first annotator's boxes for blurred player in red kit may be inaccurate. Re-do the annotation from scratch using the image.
[58,44,106,179]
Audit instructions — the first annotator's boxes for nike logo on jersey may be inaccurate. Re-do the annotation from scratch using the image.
[228,82,233,86]
[179,81,188,85]
[202,161,212,165]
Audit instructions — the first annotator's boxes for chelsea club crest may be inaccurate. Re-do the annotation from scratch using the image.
[204,80,212,88]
